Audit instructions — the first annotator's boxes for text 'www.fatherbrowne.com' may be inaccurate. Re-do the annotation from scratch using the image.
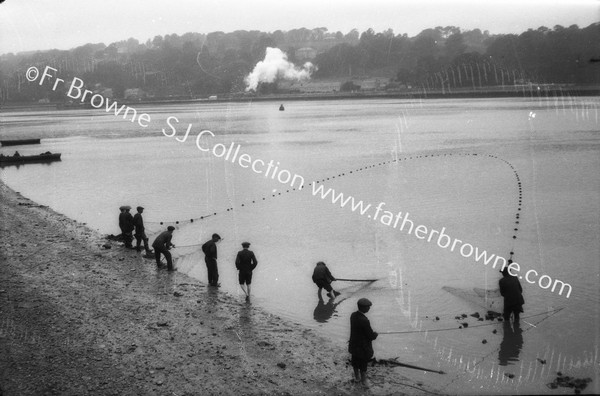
[310,182,572,298]
[25,65,573,299]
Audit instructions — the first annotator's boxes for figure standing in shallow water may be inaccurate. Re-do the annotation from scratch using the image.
[348,298,378,387]
[235,242,257,301]
[499,262,524,324]
[202,233,221,287]
[312,261,340,298]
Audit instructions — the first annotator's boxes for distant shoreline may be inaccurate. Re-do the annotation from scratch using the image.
[2,84,598,111]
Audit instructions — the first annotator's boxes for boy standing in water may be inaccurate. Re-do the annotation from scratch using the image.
[312,261,340,298]
[235,242,258,301]
[349,298,378,387]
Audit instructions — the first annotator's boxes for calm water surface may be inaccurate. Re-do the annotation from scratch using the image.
[1,97,599,394]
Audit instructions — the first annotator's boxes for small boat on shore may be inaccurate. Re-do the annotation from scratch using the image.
[1,138,41,147]
[0,152,61,166]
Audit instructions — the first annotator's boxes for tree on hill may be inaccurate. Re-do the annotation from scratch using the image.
[0,24,597,103]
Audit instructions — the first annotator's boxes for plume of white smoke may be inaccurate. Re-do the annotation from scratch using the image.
[244,47,314,91]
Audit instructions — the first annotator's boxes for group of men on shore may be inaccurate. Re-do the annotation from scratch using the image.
[118,205,152,254]
[118,207,525,388]
[130,217,258,300]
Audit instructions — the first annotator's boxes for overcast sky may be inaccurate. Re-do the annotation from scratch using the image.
[0,0,598,54]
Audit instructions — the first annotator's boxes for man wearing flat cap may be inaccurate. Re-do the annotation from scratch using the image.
[235,242,258,301]
[133,206,152,255]
[348,298,378,387]
[202,233,222,287]
[152,226,176,271]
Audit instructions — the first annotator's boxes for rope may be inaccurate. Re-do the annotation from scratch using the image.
[336,278,380,282]
[142,152,524,283]
[144,153,523,262]
[378,308,563,335]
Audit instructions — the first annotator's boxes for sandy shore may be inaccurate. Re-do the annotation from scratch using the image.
[0,179,439,395]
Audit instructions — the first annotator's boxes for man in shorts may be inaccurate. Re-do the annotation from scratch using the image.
[235,242,257,301]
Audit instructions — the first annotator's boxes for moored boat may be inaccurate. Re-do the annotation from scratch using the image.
[0,152,61,166]
[0,138,41,146]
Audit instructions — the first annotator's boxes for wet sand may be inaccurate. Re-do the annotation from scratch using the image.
[0,179,439,395]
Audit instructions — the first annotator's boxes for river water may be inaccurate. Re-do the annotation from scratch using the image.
[1,97,598,394]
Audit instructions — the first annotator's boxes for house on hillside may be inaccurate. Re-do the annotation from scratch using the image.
[295,47,317,61]
[124,88,146,101]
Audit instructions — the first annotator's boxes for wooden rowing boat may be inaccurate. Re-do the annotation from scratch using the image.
[0,139,41,146]
[0,152,61,166]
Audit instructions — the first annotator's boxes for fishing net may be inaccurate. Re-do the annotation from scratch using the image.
[442,286,503,312]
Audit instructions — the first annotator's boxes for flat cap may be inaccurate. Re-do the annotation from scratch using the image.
[241,242,251,247]
[357,298,372,307]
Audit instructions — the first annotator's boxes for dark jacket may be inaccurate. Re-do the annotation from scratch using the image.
[133,213,145,235]
[499,275,525,308]
[348,311,377,359]
[121,212,134,233]
[236,249,257,273]
[152,231,173,249]
[118,212,127,233]
[202,240,218,261]
[312,263,335,284]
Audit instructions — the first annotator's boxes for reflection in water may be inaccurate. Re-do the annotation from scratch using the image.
[313,292,348,323]
[236,302,256,378]
[498,321,523,366]
[150,266,176,295]
[238,302,253,328]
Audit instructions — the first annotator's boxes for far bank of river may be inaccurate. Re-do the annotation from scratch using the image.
[2,84,599,111]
